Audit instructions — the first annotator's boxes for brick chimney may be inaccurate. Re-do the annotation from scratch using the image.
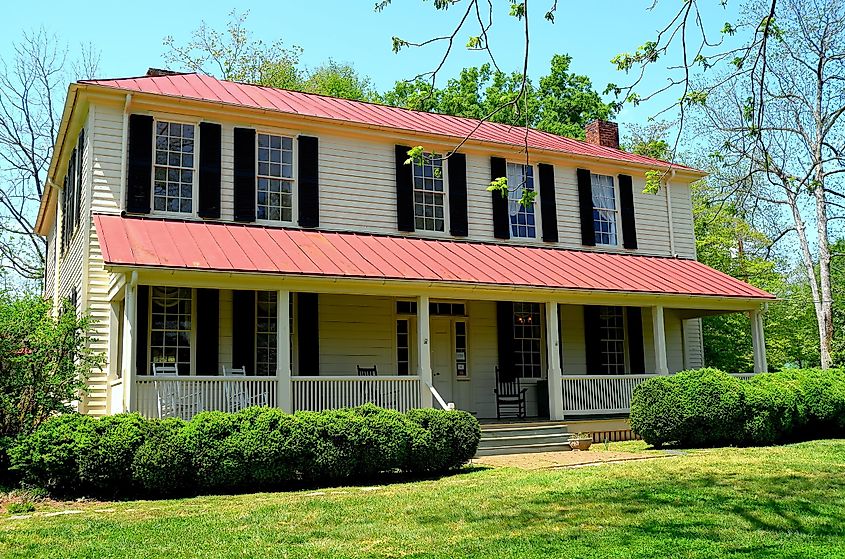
[146,68,181,77]
[585,120,620,150]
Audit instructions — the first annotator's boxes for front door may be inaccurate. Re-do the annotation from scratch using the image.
[431,318,454,404]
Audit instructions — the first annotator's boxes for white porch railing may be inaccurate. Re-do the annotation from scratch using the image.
[136,376,278,420]
[562,373,758,416]
[292,375,421,412]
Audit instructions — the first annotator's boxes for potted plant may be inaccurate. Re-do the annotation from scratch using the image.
[568,432,593,450]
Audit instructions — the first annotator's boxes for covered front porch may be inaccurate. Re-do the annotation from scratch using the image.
[106,283,767,421]
[95,215,774,421]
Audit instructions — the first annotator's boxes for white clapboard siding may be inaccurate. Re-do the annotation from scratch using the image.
[317,294,397,375]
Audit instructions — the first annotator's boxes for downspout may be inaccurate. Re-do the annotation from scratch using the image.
[665,168,677,257]
[118,94,133,212]
[50,179,62,316]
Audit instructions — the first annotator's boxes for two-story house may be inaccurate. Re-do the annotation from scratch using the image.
[35,70,773,424]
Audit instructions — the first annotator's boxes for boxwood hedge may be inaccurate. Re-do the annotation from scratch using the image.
[630,368,845,448]
[8,405,479,497]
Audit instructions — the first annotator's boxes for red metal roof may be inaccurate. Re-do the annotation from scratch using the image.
[94,215,773,300]
[81,73,699,173]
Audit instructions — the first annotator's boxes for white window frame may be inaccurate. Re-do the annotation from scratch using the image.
[411,152,449,235]
[255,131,297,224]
[151,118,199,217]
[512,302,545,379]
[506,162,540,240]
[147,287,197,375]
[590,172,621,247]
[255,291,279,376]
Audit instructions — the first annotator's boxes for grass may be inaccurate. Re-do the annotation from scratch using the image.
[2,440,845,558]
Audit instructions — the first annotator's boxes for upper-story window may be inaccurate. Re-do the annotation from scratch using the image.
[507,163,537,238]
[591,173,618,246]
[154,121,195,213]
[257,133,294,222]
[412,153,445,232]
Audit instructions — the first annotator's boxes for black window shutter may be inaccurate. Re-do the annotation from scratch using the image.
[448,152,468,236]
[298,135,320,228]
[198,122,222,219]
[491,157,510,239]
[583,305,602,374]
[196,289,219,374]
[577,168,596,246]
[626,307,645,374]
[233,127,256,222]
[297,293,320,375]
[75,130,84,228]
[395,145,414,232]
[538,163,558,242]
[135,286,149,376]
[232,290,256,373]
[496,301,515,381]
[618,174,638,249]
[126,114,153,214]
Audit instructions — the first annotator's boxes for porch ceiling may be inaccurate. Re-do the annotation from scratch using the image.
[94,214,774,303]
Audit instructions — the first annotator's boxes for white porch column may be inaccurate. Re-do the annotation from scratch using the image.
[121,273,138,412]
[652,305,669,375]
[277,290,292,412]
[545,301,564,421]
[750,308,768,373]
[417,295,433,408]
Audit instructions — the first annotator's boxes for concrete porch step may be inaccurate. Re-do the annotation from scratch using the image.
[476,421,573,457]
[474,442,572,457]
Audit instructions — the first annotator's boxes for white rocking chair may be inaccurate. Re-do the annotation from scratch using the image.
[222,365,268,411]
[153,363,203,419]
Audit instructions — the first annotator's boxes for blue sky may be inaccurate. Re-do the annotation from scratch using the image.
[2,0,740,131]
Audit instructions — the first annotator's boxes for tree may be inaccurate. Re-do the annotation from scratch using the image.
[163,11,376,101]
[380,54,613,139]
[0,30,98,288]
[694,0,845,368]
[0,294,103,438]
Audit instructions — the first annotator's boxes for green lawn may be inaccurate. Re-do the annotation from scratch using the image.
[3,440,845,558]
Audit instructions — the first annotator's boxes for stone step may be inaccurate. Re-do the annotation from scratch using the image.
[478,433,569,449]
[475,442,572,457]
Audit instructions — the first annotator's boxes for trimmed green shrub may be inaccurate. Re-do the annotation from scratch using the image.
[77,414,148,495]
[181,411,248,492]
[131,418,191,495]
[8,413,95,494]
[631,367,845,448]
[11,406,480,497]
[405,408,480,473]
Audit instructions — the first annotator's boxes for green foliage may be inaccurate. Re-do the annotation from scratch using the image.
[631,368,845,447]
[10,406,480,497]
[380,55,614,139]
[163,11,376,101]
[7,501,35,514]
[131,417,191,495]
[0,294,103,439]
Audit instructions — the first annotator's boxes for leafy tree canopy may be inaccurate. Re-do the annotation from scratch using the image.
[379,55,614,139]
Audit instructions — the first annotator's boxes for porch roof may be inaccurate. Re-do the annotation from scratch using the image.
[94,214,774,301]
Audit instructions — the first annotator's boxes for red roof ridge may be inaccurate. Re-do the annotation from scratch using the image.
[80,72,701,173]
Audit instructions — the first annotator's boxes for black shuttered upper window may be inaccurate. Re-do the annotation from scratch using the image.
[153,121,196,214]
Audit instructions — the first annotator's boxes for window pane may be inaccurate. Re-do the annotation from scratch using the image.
[149,287,192,374]
[507,162,537,238]
[153,122,195,214]
[598,306,626,374]
[257,134,295,222]
[411,153,445,232]
[591,174,618,245]
[255,291,278,375]
[512,302,541,378]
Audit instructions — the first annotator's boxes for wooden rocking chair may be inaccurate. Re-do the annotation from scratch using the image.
[494,366,527,419]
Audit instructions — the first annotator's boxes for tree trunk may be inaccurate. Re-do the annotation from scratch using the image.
[815,184,834,368]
